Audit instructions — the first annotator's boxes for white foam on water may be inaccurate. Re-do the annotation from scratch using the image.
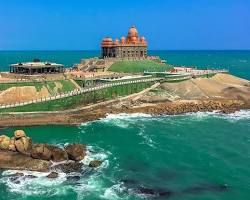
[1,170,68,196]
[101,113,152,129]
[0,145,112,198]
[222,109,250,121]
[184,109,250,122]
[80,121,92,127]
[101,183,127,200]
[81,145,110,169]
[105,113,152,120]
[138,126,157,149]
[80,113,152,129]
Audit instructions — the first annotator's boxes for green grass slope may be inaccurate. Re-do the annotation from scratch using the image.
[108,60,173,73]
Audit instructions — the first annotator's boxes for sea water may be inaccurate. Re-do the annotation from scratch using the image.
[0,111,250,200]
[0,50,250,80]
[0,51,250,200]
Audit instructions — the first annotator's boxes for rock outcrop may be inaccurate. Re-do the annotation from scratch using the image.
[89,160,103,168]
[47,172,59,178]
[14,136,32,155]
[65,144,86,161]
[0,130,102,174]
[0,150,51,172]
[0,135,10,150]
[31,143,52,161]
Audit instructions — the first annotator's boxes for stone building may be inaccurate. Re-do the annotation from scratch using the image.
[101,26,148,60]
[10,59,64,75]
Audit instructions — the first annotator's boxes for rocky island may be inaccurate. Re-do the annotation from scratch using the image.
[0,130,102,174]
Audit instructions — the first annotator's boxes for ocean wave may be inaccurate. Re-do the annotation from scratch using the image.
[1,170,68,196]
[101,183,126,200]
[138,125,157,148]
[184,109,250,121]
[80,113,152,129]
[81,145,110,169]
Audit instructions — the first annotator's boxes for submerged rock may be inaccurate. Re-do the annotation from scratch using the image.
[182,184,229,194]
[65,144,86,161]
[121,179,138,185]
[13,172,24,177]
[136,187,174,198]
[24,175,37,179]
[54,162,84,174]
[66,175,81,182]
[89,160,102,168]
[47,172,59,178]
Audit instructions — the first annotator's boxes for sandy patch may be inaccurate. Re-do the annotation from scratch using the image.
[0,86,50,104]
[161,73,250,101]
[161,80,207,99]
[211,73,250,87]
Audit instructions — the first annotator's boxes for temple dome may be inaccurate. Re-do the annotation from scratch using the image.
[128,26,138,38]
[130,36,138,43]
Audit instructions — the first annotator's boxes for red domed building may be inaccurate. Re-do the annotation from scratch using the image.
[101,26,148,60]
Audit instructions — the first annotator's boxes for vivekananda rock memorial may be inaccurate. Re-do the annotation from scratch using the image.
[101,26,148,60]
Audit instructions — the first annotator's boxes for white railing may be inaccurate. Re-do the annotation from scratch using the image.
[0,77,162,109]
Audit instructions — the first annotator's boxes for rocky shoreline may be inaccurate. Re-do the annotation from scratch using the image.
[0,99,249,127]
[0,130,102,175]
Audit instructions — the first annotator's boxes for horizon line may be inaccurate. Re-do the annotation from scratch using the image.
[0,49,250,51]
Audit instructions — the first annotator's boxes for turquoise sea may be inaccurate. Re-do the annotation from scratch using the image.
[0,50,250,80]
[0,51,250,200]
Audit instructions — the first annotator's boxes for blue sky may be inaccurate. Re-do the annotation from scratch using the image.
[0,0,249,50]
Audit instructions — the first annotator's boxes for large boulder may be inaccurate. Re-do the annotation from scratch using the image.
[14,137,32,155]
[47,146,68,162]
[8,138,16,151]
[14,130,26,139]
[65,144,86,161]
[0,135,10,150]
[31,144,52,161]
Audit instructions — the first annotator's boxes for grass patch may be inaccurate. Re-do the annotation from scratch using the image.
[108,60,173,73]
[59,80,76,93]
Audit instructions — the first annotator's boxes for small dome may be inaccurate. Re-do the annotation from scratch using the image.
[140,36,147,45]
[102,37,113,42]
[101,37,113,47]
[120,36,125,44]
[114,39,119,45]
